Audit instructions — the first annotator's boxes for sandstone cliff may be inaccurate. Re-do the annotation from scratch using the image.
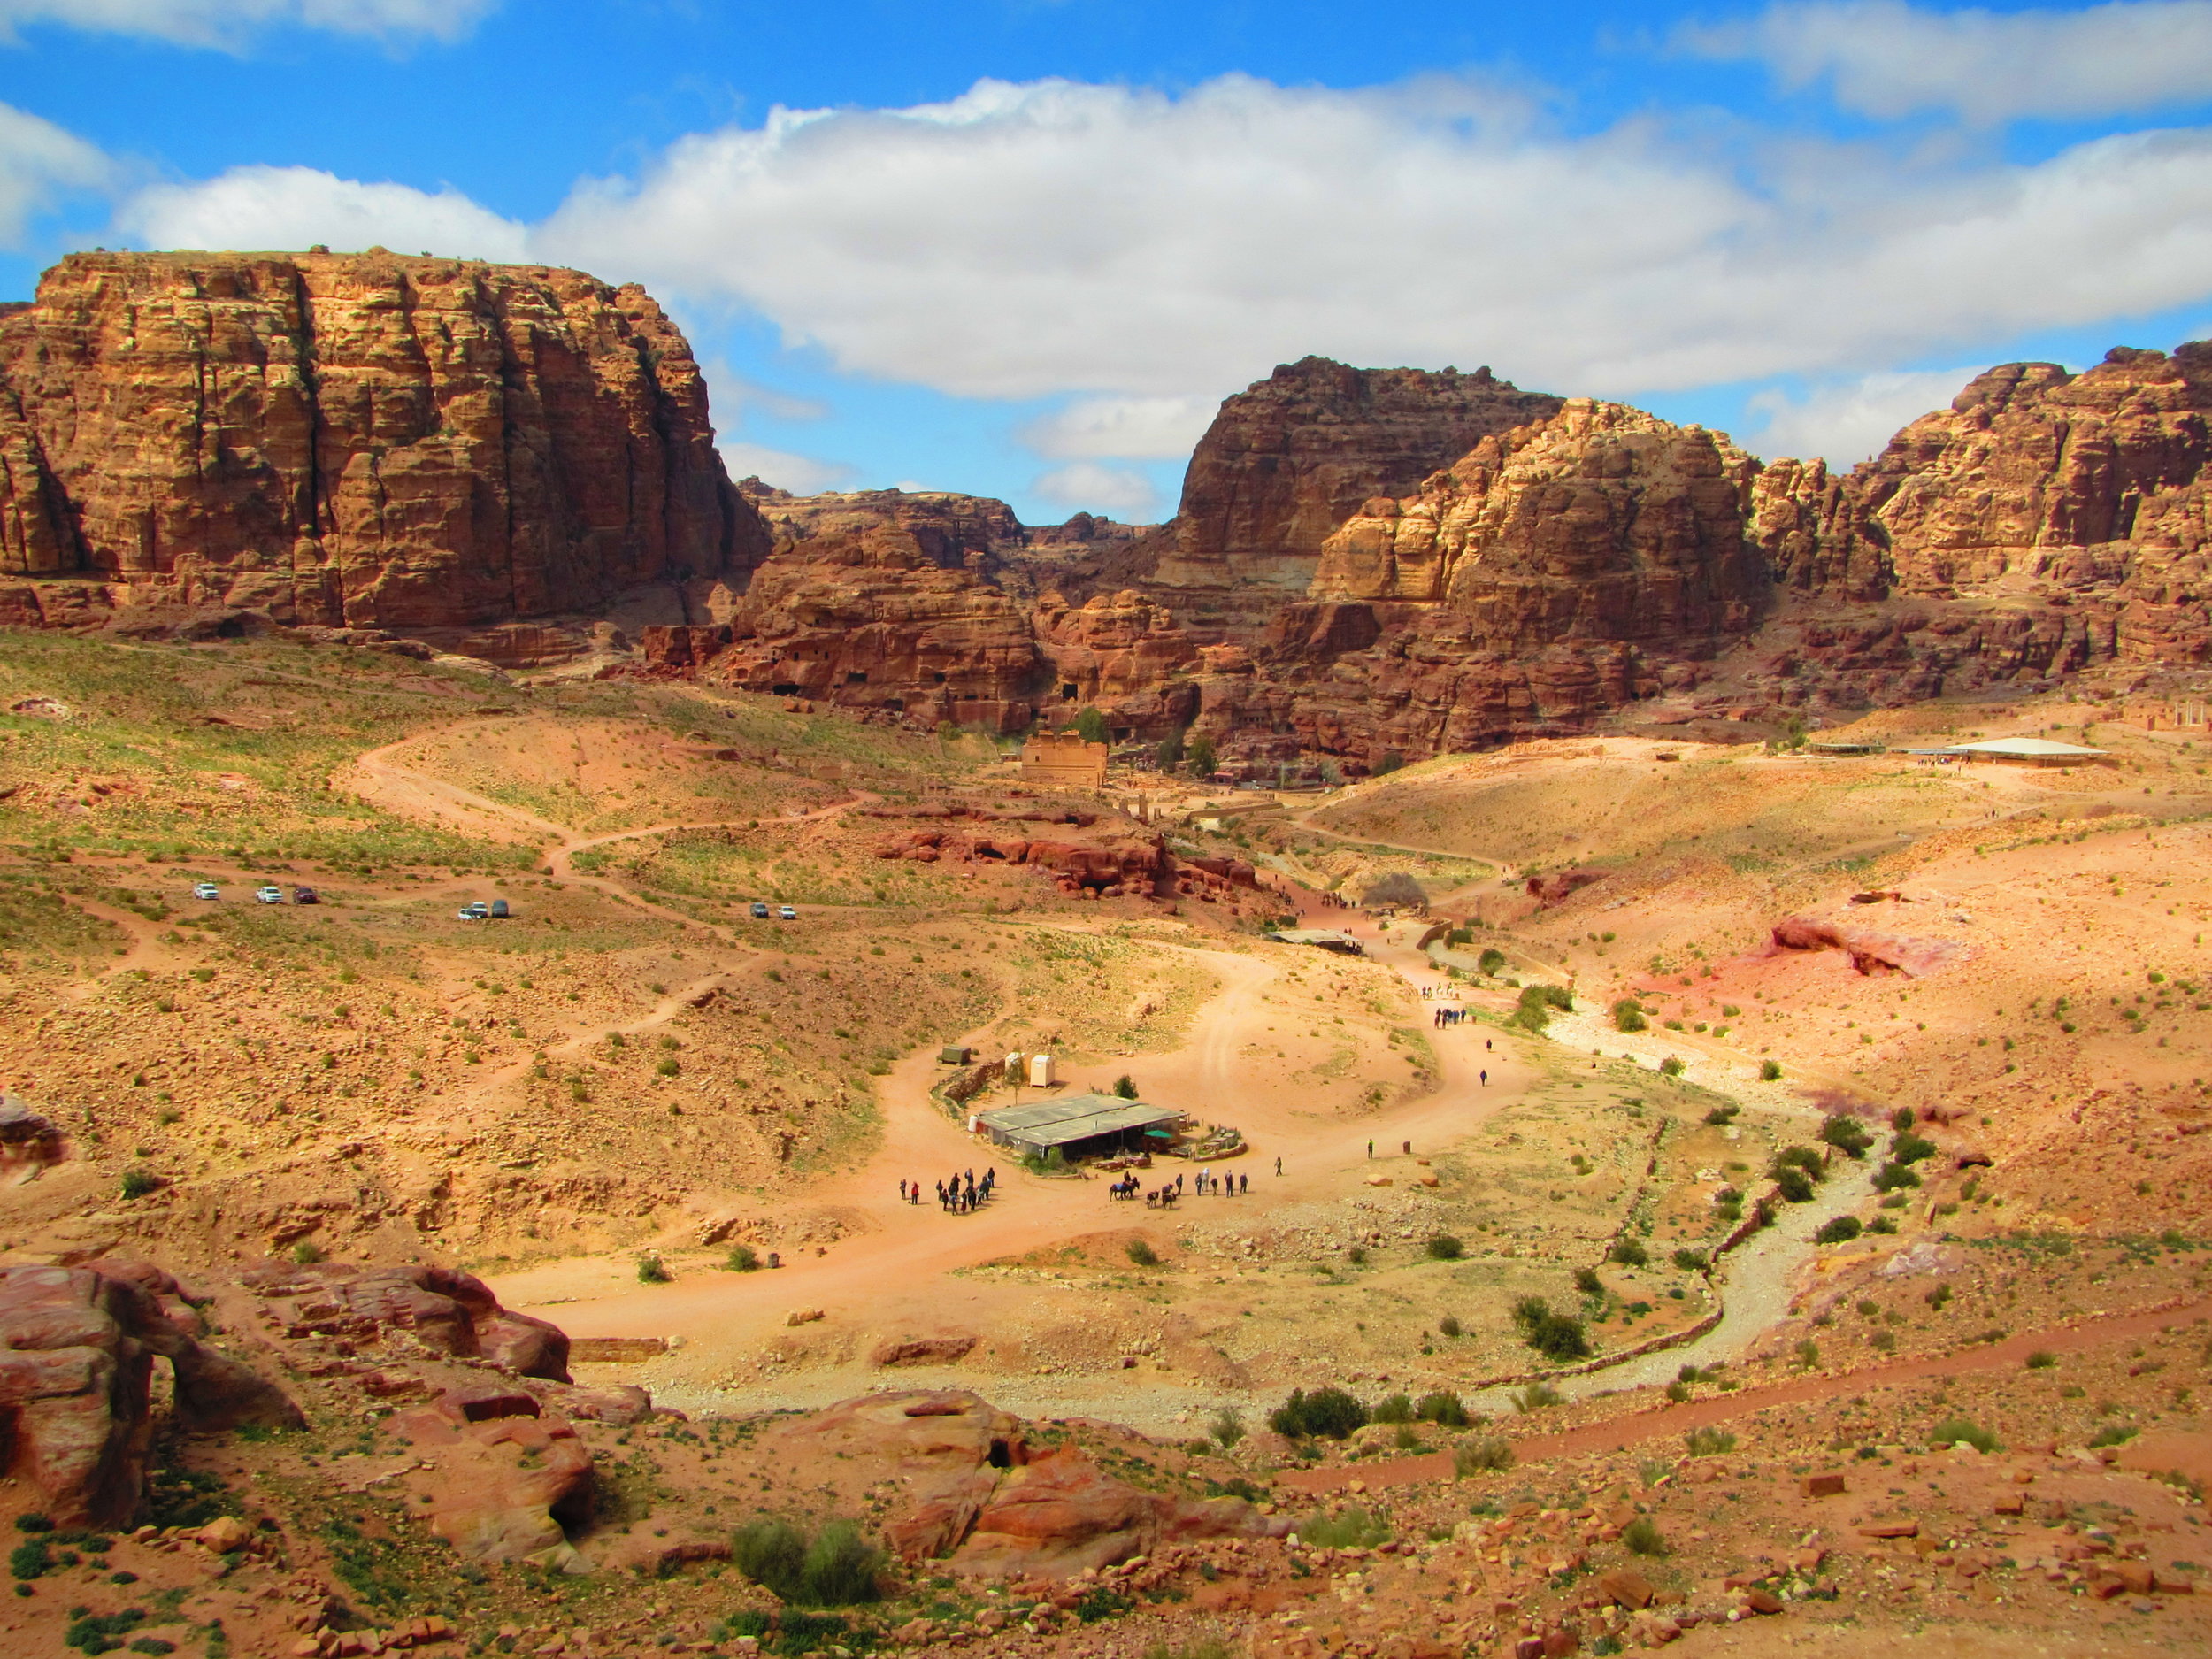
[1147,357,1564,589]
[0,250,768,631]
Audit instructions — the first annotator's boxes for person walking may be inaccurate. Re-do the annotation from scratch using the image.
[1275,1156,1283,1176]
[1480,1068,1488,1086]
[1367,1139,1374,1158]
[1239,1171,1248,1195]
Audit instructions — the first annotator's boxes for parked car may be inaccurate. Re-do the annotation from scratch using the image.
[749,901,771,919]
[488,898,510,918]
[291,886,319,904]
[255,885,284,904]
[778,905,798,921]
[456,902,489,921]
[192,881,219,901]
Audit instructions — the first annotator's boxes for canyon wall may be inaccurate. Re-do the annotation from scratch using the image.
[0,250,768,631]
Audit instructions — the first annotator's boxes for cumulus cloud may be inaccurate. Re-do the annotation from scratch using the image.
[0,0,500,49]
[719,441,854,496]
[1018,394,1221,461]
[1029,461,1164,520]
[533,73,2212,413]
[1744,365,1983,464]
[0,102,111,247]
[1681,1,2212,126]
[118,164,526,259]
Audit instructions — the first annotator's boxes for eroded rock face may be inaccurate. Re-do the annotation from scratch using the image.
[0,1262,302,1525]
[1154,357,1564,588]
[238,1260,572,1382]
[393,1385,595,1572]
[0,251,768,630]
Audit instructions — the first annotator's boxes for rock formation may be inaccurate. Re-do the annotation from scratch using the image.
[763,1389,1284,1578]
[1149,357,1564,589]
[0,250,768,632]
[238,1259,572,1381]
[0,1260,302,1525]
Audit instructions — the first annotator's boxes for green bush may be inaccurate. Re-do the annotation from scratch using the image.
[1437,1314,1462,1338]
[1622,1517,1668,1556]
[1208,1409,1245,1448]
[1416,1390,1471,1427]
[723,1245,762,1272]
[1269,1386,1368,1440]
[1891,1133,1939,1165]
[1297,1507,1391,1548]
[1509,1296,1590,1361]
[1425,1234,1465,1261]
[1892,1107,1916,1131]
[1507,984,1571,1032]
[1454,1436,1514,1474]
[1610,1000,1648,1033]
[1125,1239,1161,1268]
[1820,1115,1872,1157]
[2088,1424,2139,1449]
[1671,1248,1706,1271]
[118,1169,160,1201]
[2024,1349,2057,1370]
[1113,1074,1139,1099]
[1370,1392,1415,1425]
[636,1256,672,1284]
[1773,1167,1816,1203]
[1609,1239,1648,1267]
[1511,1383,1563,1412]
[1871,1163,1922,1192]
[1659,1056,1686,1077]
[1814,1216,1863,1245]
[1928,1417,2000,1455]
[1758,1059,1783,1081]
[731,1517,884,1606]
[1573,1267,1603,1296]
[1477,948,1507,976]
[1685,1426,1736,1457]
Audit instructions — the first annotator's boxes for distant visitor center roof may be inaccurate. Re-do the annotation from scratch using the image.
[973,1093,1185,1156]
[1945,737,2107,759]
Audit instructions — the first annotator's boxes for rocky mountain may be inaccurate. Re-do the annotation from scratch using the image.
[0,250,767,634]
[1,246,2204,761]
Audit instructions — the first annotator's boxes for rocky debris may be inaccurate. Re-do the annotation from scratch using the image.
[238,1261,571,1382]
[0,1261,302,1525]
[0,250,767,631]
[1525,869,1608,908]
[391,1385,595,1571]
[0,1092,65,1179]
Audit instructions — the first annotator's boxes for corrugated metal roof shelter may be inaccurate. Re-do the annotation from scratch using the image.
[1943,737,2107,764]
[974,1093,1185,1157]
[1267,928,1365,955]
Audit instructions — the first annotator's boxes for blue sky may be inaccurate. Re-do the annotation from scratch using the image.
[6,1,2212,524]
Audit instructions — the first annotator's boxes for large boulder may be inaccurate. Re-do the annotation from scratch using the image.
[950,1444,1284,1578]
[391,1386,595,1572]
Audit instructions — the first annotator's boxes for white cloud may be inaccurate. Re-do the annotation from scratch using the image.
[1743,365,1983,465]
[0,102,110,248]
[1682,1,2212,126]
[0,0,500,49]
[701,361,830,424]
[533,73,2212,413]
[117,165,526,259]
[719,441,854,496]
[1018,394,1220,460]
[1029,461,1163,520]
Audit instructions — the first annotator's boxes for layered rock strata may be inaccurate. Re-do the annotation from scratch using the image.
[0,250,767,629]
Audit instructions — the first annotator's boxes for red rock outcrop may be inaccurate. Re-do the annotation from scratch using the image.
[1769,917,1974,978]
[392,1383,595,1571]
[0,1261,302,1525]
[237,1259,571,1382]
[762,1389,1282,1578]
[0,250,768,631]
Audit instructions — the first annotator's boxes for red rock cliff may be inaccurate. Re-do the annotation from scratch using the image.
[0,251,768,629]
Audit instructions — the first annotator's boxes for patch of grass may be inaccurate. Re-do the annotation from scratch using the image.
[1621,1517,1667,1556]
[1685,1427,1736,1457]
[1454,1436,1515,1474]
[1125,1239,1160,1268]
[1425,1234,1465,1261]
[2025,1349,2058,1370]
[1296,1508,1391,1548]
[1929,1417,2000,1454]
